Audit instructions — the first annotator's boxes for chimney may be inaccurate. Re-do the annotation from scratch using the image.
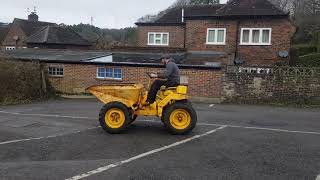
[28,6,38,21]
[28,12,39,21]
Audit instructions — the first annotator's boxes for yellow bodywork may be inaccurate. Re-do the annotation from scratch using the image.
[87,83,188,118]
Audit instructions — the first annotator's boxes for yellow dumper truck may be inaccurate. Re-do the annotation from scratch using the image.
[87,73,197,135]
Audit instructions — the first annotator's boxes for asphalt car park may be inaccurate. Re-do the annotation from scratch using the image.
[0,99,319,180]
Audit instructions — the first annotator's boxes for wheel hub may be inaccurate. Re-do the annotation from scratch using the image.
[169,109,191,130]
[105,108,125,129]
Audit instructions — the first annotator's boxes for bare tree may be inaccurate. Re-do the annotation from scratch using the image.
[190,0,220,4]
[171,0,191,7]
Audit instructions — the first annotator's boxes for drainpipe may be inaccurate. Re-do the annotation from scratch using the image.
[182,8,186,49]
[233,20,240,65]
[181,8,184,23]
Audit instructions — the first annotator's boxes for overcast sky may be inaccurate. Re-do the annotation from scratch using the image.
[0,0,227,29]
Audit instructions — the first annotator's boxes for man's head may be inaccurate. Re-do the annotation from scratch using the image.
[160,54,171,65]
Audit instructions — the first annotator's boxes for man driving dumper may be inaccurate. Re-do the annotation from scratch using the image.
[146,54,180,105]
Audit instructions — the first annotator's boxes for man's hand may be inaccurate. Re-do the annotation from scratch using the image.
[150,73,158,78]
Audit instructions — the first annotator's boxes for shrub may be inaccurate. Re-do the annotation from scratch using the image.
[297,53,320,67]
[0,58,55,105]
[291,44,318,56]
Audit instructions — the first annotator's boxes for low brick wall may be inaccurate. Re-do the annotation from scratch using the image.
[47,63,222,98]
[46,63,320,104]
[222,66,320,104]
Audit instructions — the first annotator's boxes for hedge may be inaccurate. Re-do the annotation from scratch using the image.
[0,58,55,105]
[291,44,318,56]
[297,53,320,67]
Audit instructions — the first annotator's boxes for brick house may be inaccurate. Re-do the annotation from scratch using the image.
[1,12,92,50]
[135,0,296,66]
[0,23,9,49]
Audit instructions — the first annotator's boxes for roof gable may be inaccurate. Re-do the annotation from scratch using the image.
[136,0,288,25]
[216,0,287,16]
[0,25,10,44]
[153,5,224,24]
[13,18,56,36]
[26,25,91,46]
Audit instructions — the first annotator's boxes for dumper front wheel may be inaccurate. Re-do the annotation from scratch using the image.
[99,102,131,134]
[162,102,197,135]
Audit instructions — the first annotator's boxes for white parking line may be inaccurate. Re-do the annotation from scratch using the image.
[1,111,320,136]
[65,126,227,180]
[316,174,320,180]
[0,111,91,119]
[142,120,320,135]
[0,126,100,145]
[199,123,320,135]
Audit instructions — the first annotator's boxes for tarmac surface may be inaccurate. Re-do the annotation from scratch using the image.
[0,99,319,180]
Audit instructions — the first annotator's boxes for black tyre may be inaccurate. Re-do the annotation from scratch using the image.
[99,102,131,134]
[129,114,138,125]
[162,102,197,135]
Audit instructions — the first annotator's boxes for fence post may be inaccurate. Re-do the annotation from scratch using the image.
[40,63,47,94]
[289,47,298,66]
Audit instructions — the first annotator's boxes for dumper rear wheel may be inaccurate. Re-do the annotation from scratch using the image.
[162,102,197,135]
[99,102,131,134]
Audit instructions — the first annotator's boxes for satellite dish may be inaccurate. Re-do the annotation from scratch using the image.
[13,36,19,41]
[234,57,245,65]
[278,51,289,58]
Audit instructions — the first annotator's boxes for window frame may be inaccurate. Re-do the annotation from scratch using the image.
[147,32,169,46]
[96,67,122,80]
[206,28,226,45]
[240,28,272,46]
[48,66,64,77]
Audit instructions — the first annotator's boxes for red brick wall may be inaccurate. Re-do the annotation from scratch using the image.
[138,18,295,66]
[186,20,237,53]
[237,18,295,65]
[137,26,185,48]
[185,18,295,65]
[46,63,221,98]
[2,22,27,47]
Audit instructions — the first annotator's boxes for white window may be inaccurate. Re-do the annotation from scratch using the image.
[5,46,16,50]
[240,28,272,45]
[206,28,226,45]
[97,67,122,80]
[48,66,64,77]
[148,32,169,46]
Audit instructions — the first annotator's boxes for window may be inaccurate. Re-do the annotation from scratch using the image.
[97,67,122,80]
[240,28,272,45]
[206,28,226,45]
[48,66,64,77]
[148,32,169,46]
[5,46,16,50]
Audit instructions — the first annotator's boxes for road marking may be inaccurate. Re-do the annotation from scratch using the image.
[0,126,100,145]
[316,174,320,180]
[198,123,320,135]
[1,110,319,136]
[65,126,227,180]
[0,111,91,119]
[209,104,215,107]
[142,120,320,135]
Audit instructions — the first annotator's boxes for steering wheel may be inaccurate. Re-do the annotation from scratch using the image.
[146,72,152,78]
[146,72,157,78]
